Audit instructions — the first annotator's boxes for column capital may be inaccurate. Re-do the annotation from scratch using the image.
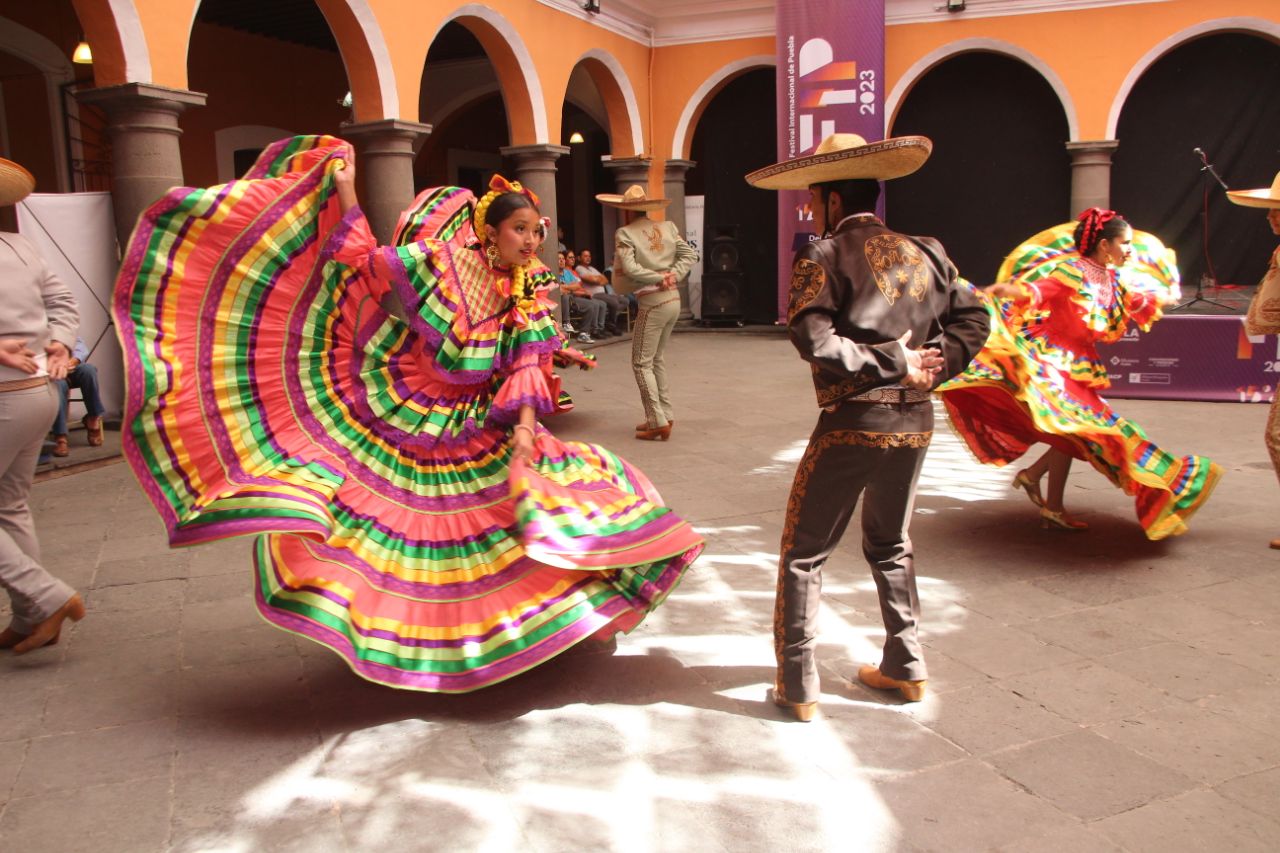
[76,82,207,115]
[500,143,570,164]
[1065,139,1120,155]
[663,158,697,177]
[342,118,432,143]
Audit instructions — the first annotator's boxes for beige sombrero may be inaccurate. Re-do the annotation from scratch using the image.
[745,133,932,190]
[0,158,34,206]
[1227,171,1280,209]
[595,184,669,211]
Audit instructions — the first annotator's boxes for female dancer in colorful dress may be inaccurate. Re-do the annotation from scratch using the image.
[114,136,702,691]
[937,207,1220,538]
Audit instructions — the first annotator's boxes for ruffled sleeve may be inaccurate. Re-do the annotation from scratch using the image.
[1119,286,1162,332]
[320,204,392,302]
[489,349,557,426]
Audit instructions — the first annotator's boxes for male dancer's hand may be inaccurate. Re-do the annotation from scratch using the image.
[897,330,942,391]
[0,338,38,374]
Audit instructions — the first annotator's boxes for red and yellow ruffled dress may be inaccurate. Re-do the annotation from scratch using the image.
[938,227,1221,540]
[113,135,702,691]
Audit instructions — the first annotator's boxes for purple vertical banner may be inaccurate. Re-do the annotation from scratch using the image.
[775,0,886,322]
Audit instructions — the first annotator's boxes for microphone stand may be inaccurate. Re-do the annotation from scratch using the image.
[1173,147,1232,312]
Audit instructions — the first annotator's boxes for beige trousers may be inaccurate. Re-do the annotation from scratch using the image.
[631,290,681,429]
[0,382,74,633]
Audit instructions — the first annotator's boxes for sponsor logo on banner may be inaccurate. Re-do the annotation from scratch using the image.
[1149,357,1179,368]
[1129,373,1171,384]
[1121,328,1140,342]
[1110,356,1140,367]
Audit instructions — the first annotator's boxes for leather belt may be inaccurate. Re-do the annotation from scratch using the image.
[847,386,932,405]
[0,376,49,393]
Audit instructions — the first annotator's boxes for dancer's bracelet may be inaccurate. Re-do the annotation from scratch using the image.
[514,423,536,438]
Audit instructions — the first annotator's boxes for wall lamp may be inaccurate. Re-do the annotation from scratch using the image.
[568,132,585,144]
[946,0,966,11]
[72,39,93,64]
[581,1,601,14]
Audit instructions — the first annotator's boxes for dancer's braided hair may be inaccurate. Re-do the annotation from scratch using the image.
[1073,207,1129,258]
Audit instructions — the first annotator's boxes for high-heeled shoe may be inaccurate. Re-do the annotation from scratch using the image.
[635,419,674,432]
[634,424,672,441]
[1039,507,1088,531]
[768,687,817,722]
[1012,469,1044,508]
[13,594,85,655]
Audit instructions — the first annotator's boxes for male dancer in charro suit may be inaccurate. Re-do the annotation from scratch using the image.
[746,134,989,720]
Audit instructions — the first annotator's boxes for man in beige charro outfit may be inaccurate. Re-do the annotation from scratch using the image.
[0,157,87,653]
[746,134,989,720]
[1229,171,1280,548]
[599,185,698,441]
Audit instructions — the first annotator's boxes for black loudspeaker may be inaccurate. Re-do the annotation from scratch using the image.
[701,271,745,324]
[706,224,742,273]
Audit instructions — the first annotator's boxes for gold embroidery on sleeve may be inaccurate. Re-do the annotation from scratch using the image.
[788,259,826,321]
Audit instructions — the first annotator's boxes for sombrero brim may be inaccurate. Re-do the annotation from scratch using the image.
[595,194,669,211]
[1227,188,1280,209]
[0,158,35,206]
[745,135,933,190]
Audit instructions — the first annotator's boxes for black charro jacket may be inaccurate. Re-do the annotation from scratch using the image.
[786,214,990,409]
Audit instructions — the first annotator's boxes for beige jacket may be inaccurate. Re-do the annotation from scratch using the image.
[0,232,78,382]
[611,216,698,296]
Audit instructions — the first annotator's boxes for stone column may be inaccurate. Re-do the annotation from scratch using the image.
[500,143,569,267]
[1066,140,1120,219]
[75,83,207,248]
[342,119,432,245]
[601,156,653,269]
[663,158,697,318]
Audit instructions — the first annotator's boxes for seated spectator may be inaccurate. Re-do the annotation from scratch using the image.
[50,338,105,457]
[576,249,629,336]
[558,251,606,343]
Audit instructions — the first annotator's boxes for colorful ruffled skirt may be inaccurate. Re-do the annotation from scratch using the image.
[114,136,702,691]
[938,299,1221,540]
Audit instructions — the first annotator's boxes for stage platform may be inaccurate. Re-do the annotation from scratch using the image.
[1101,282,1270,403]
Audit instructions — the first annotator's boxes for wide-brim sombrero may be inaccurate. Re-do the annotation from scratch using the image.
[745,133,932,190]
[595,184,669,211]
[1227,172,1280,209]
[0,158,35,206]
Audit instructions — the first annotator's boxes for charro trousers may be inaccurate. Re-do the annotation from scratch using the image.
[631,290,680,429]
[774,399,933,705]
[0,382,75,633]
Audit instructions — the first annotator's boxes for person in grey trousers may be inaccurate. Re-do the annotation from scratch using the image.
[0,156,86,653]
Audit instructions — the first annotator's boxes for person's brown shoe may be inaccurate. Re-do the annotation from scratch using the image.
[52,435,69,457]
[1269,538,1280,550]
[0,625,30,649]
[13,594,85,655]
[768,687,817,722]
[857,664,927,702]
[83,415,104,447]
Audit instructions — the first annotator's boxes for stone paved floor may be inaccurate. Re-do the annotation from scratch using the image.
[1,332,1277,852]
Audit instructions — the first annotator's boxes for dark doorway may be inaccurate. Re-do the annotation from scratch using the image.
[888,52,1071,284]
[689,68,779,324]
[556,103,610,259]
[1113,33,1280,291]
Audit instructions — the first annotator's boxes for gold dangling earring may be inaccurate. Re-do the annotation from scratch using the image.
[485,241,501,267]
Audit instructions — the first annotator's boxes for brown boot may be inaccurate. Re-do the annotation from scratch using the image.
[52,435,70,457]
[0,625,30,649]
[857,664,927,702]
[13,594,85,655]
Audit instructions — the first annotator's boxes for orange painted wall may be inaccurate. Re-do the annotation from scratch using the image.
[886,0,1279,139]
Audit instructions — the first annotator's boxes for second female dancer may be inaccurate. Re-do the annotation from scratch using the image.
[937,207,1220,539]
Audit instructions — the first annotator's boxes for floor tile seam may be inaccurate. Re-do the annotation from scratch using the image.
[970,751,1098,826]
[1100,697,1280,743]
[1082,782,1250,837]
[10,768,174,803]
[1076,717,1247,785]
[1177,637,1280,680]
[0,738,32,814]
[1212,773,1280,827]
